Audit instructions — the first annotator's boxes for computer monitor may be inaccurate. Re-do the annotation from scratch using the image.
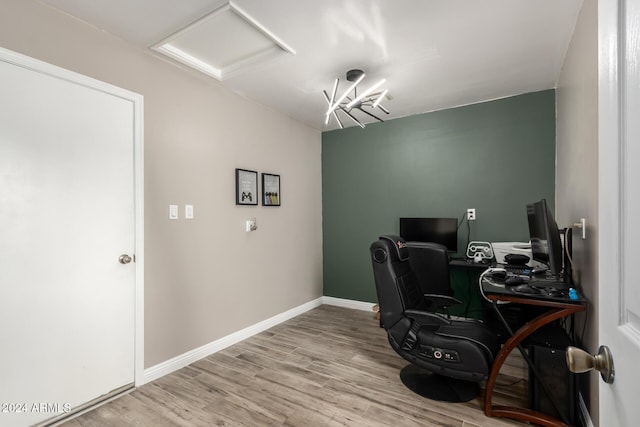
[526,199,563,277]
[399,217,458,252]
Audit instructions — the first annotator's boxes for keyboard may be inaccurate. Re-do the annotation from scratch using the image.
[503,264,532,275]
[528,279,571,290]
[511,283,568,299]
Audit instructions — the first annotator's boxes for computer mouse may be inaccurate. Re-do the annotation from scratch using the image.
[513,284,543,295]
[505,276,525,286]
[531,267,548,275]
[547,289,564,298]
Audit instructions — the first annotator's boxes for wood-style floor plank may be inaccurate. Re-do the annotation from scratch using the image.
[61,305,529,426]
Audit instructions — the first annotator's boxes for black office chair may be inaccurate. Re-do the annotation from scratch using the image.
[406,241,458,313]
[370,235,500,402]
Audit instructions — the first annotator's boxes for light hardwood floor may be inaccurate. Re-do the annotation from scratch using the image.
[62,305,529,426]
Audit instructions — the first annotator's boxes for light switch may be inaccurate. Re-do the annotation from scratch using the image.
[185,204,194,219]
[169,204,178,220]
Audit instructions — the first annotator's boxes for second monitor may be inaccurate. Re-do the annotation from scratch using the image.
[399,217,458,252]
[527,198,564,279]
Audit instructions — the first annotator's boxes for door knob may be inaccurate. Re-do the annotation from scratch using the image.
[566,345,615,384]
[119,254,133,264]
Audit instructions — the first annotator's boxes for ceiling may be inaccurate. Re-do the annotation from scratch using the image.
[39,0,584,131]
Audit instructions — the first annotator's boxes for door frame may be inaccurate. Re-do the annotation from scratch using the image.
[0,47,145,387]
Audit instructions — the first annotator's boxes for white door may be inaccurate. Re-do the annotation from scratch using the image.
[0,49,143,427]
[597,0,640,425]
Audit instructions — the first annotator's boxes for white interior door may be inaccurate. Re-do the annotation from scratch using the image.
[0,49,143,427]
[597,0,640,425]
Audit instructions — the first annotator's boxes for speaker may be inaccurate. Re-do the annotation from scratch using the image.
[529,345,576,424]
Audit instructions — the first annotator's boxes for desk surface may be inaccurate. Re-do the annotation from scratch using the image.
[482,275,584,305]
[449,257,493,270]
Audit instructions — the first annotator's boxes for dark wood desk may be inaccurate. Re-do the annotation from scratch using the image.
[449,258,493,270]
[481,280,585,427]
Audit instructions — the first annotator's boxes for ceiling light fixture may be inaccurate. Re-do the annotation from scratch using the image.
[323,69,390,129]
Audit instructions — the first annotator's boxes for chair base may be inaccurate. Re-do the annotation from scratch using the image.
[399,364,479,402]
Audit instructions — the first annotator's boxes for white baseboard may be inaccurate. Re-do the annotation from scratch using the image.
[142,296,375,385]
[321,296,377,312]
[142,297,323,384]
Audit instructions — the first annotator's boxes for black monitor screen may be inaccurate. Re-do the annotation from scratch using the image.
[526,199,563,276]
[399,217,458,252]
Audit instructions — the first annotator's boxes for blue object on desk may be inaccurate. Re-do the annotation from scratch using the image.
[568,288,579,300]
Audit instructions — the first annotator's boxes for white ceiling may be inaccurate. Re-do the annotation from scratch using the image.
[39,0,584,131]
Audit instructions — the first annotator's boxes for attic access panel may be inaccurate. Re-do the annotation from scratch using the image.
[153,1,295,80]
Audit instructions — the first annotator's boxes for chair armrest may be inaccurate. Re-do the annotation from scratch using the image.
[404,309,450,325]
[424,294,461,309]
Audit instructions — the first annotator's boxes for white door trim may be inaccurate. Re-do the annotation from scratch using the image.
[0,47,145,387]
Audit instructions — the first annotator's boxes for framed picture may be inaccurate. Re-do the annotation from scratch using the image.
[235,168,258,205]
[262,173,281,206]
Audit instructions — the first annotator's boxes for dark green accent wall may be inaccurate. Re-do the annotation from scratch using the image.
[322,90,557,303]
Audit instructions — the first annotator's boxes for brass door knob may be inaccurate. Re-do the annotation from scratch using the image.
[566,345,615,384]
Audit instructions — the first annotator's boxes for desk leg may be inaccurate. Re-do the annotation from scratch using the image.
[484,305,582,427]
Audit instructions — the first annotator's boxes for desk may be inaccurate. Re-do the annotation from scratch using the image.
[449,257,492,270]
[481,279,585,427]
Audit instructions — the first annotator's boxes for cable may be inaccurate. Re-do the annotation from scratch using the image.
[580,305,589,345]
[456,209,473,254]
[503,378,527,388]
[457,210,467,230]
[478,268,492,303]
[564,227,578,284]
[563,224,588,344]
[478,268,510,305]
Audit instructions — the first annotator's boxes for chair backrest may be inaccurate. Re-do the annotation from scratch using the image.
[406,242,452,297]
[370,236,426,336]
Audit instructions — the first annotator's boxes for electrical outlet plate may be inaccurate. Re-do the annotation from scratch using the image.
[467,208,476,221]
[245,218,257,232]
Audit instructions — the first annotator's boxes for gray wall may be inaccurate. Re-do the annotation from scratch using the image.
[556,0,599,422]
[322,91,557,302]
[1,0,323,368]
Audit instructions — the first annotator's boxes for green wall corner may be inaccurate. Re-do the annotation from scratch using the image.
[321,90,556,304]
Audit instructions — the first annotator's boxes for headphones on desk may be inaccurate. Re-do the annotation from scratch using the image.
[504,253,530,265]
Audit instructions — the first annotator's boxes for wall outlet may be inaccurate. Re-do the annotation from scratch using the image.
[467,208,476,221]
[245,218,257,232]
[573,218,587,239]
